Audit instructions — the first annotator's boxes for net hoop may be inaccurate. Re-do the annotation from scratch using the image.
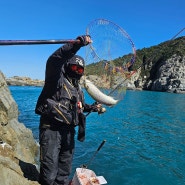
[84,18,137,105]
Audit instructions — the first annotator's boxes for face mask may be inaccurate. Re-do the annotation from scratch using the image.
[65,64,84,80]
[70,64,84,75]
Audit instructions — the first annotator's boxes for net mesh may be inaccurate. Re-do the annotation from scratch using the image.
[84,19,136,105]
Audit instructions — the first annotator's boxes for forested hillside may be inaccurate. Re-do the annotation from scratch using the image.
[86,36,185,79]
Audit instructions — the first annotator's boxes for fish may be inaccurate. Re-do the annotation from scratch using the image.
[83,79,119,106]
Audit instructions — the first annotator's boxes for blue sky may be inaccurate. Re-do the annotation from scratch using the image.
[0,0,184,80]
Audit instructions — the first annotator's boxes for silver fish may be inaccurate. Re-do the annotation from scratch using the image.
[83,79,119,106]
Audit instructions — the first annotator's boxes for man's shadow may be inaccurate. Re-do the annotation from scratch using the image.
[18,158,39,182]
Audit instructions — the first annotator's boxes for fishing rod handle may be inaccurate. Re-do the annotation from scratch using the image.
[97,140,106,151]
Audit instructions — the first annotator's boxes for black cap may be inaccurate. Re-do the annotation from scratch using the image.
[68,55,85,68]
[62,55,85,80]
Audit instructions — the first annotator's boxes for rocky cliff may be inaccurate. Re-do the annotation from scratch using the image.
[0,71,39,185]
[143,54,185,93]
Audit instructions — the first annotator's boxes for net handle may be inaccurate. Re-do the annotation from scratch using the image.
[0,39,80,46]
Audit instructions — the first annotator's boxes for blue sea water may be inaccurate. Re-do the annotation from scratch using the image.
[9,86,185,185]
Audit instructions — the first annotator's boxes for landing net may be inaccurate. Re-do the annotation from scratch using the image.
[84,18,136,105]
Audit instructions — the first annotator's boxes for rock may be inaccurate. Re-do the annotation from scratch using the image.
[6,76,44,86]
[0,71,39,185]
[144,54,185,93]
[80,69,141,90]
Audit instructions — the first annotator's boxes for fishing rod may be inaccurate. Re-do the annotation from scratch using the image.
[81,140,106,169]
[171,27,185,40]
[0,39,80,45]
[142,27,185,67]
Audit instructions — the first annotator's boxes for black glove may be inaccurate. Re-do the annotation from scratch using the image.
[76,35,91,46]
[90,102,99,112]
[90,102,106,114]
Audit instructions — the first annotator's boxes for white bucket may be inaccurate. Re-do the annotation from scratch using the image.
[71,168,107,185]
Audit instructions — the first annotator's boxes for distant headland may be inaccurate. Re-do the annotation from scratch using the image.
[6,76,44,87]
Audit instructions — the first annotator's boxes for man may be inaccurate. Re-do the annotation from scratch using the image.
[35,35,102,185]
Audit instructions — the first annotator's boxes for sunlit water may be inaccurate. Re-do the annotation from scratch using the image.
[9,86,185,185]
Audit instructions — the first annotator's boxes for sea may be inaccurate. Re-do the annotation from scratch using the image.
[9,86,185,185]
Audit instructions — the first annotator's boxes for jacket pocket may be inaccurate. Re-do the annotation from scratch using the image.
[46,98,76,125]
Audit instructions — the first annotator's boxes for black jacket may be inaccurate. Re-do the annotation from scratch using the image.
[35,42,95,125]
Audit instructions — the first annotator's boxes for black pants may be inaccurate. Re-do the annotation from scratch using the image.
[39,126,75,185]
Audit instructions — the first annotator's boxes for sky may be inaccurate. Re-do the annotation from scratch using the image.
[0,0,184,80]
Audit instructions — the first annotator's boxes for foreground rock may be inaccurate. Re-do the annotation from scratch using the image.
[0,71,39,185]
